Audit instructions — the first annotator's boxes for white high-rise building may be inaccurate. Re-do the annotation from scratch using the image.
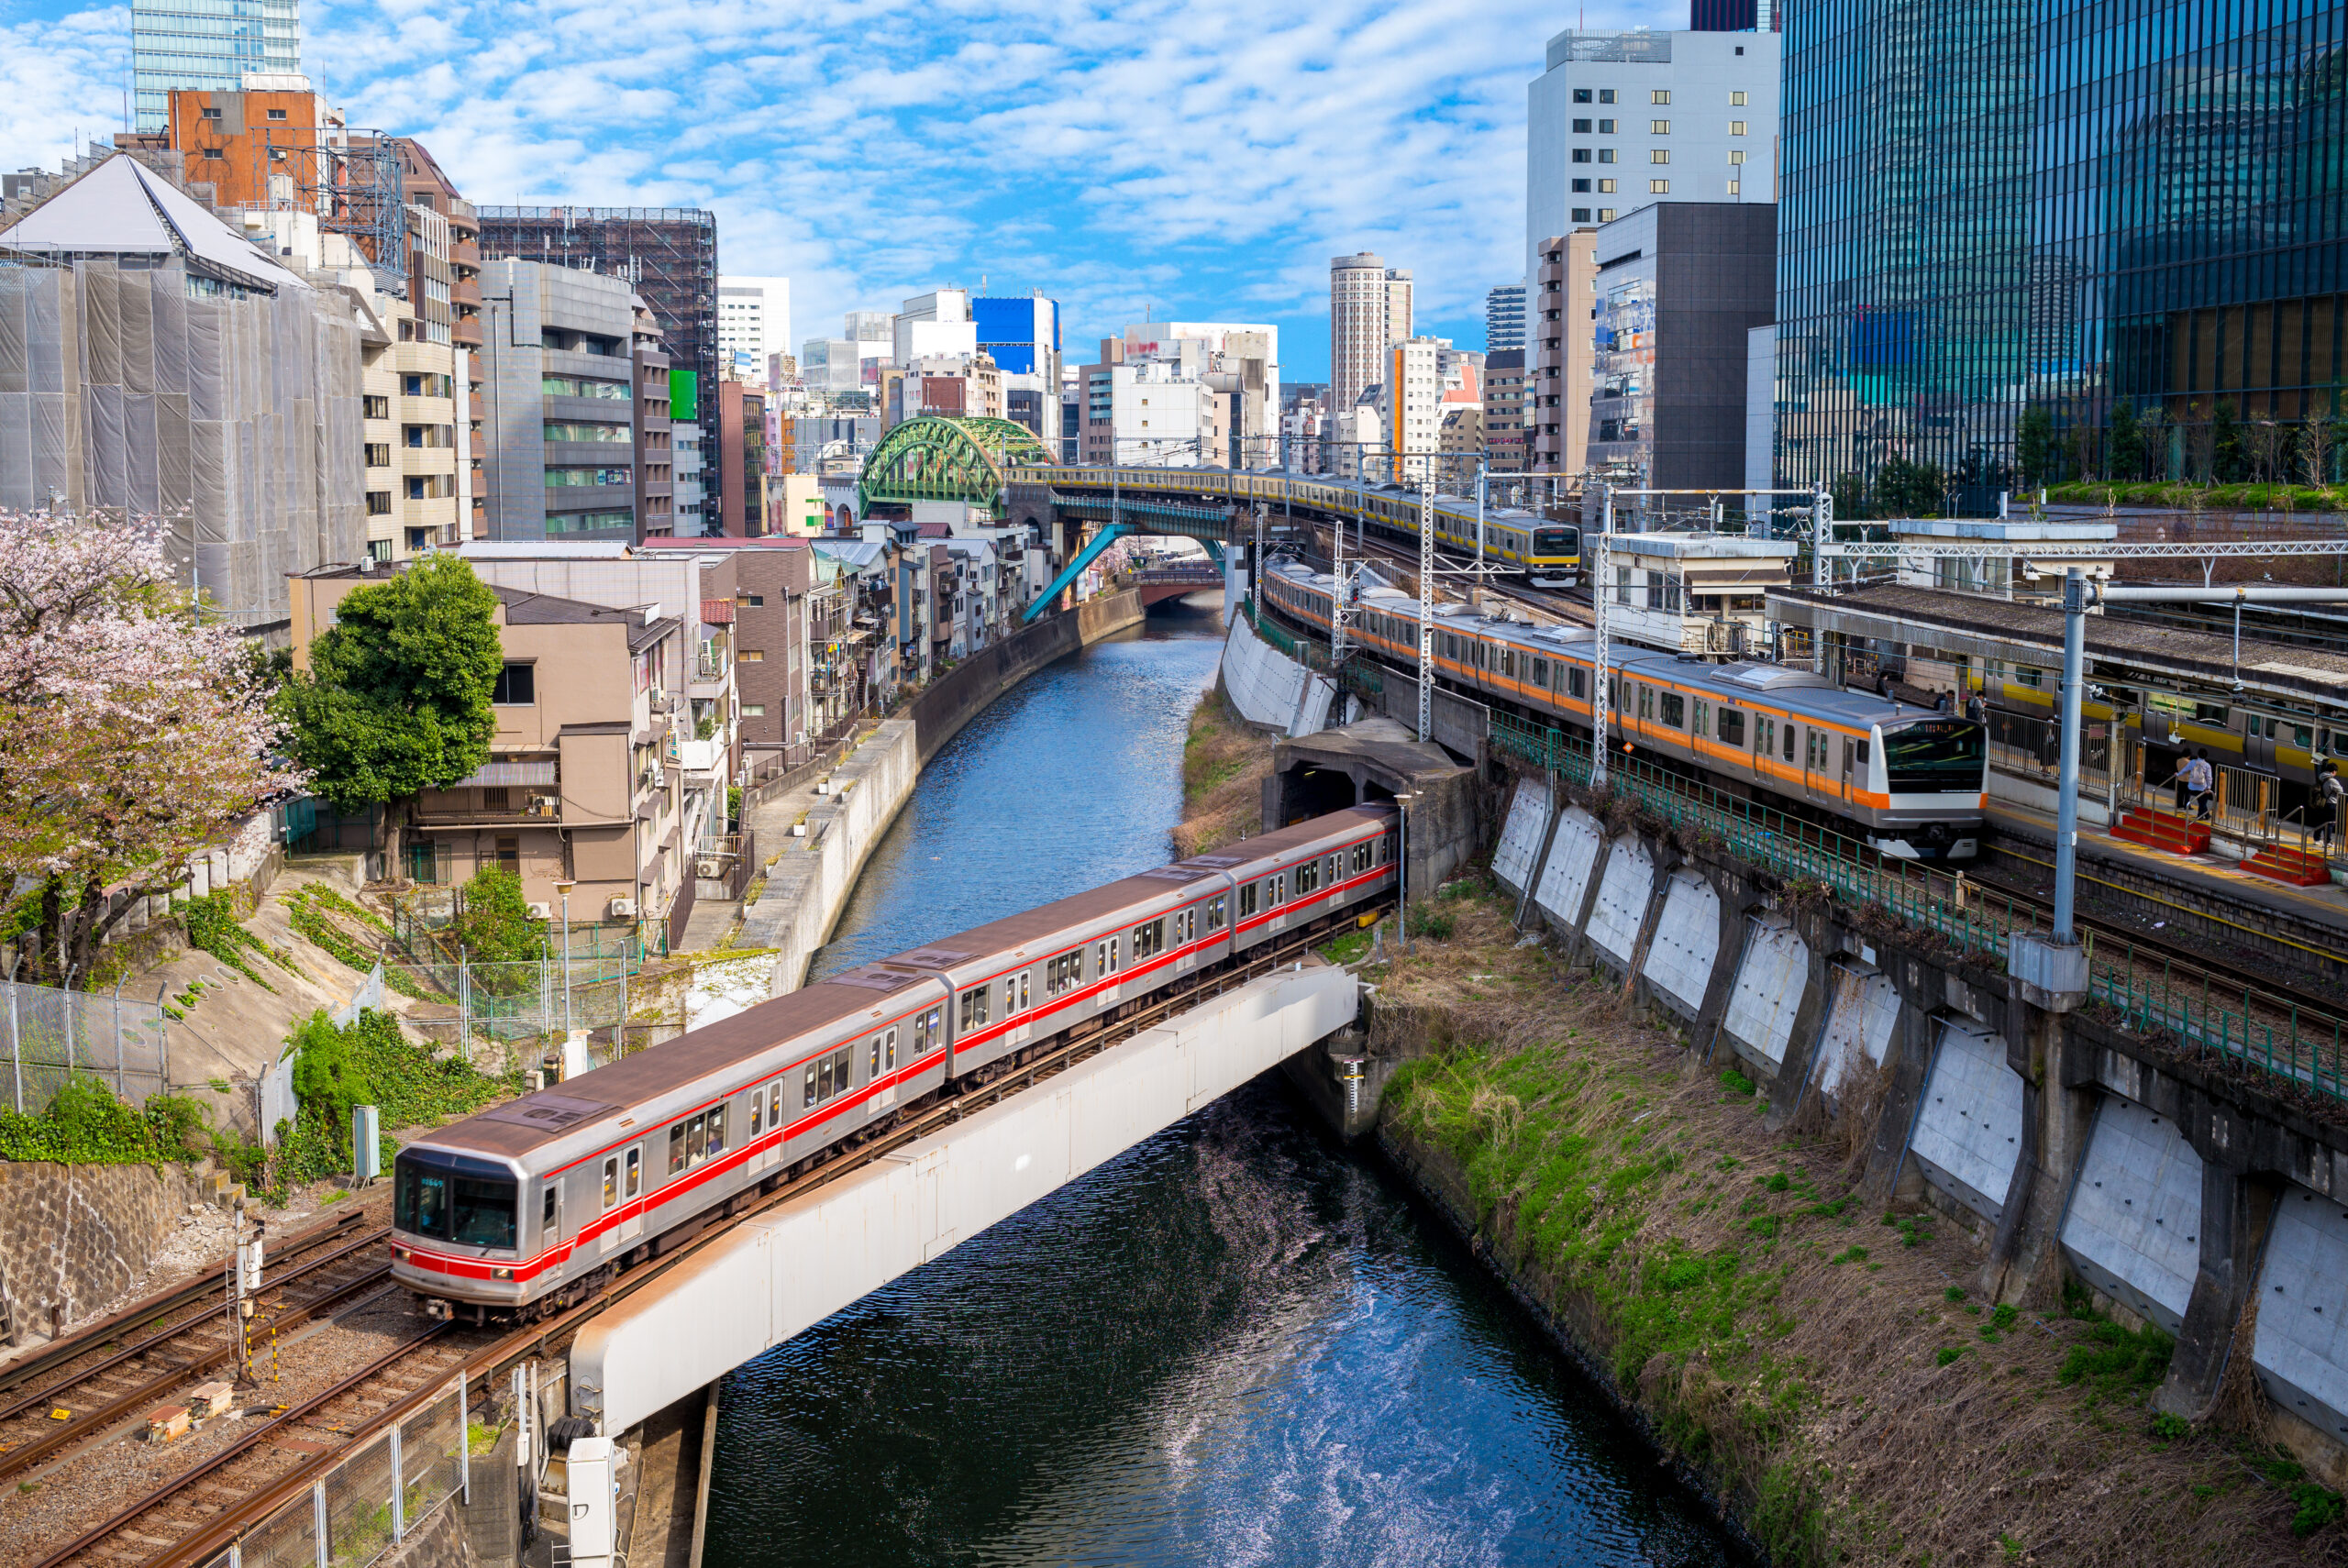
[1525,29,1781,287]
[1329,253,1412,429]
[893,291,977,365]
[133,0,302,132]
[718,275,790,388]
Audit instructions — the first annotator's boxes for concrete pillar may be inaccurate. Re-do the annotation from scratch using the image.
[1762,934,1837,1126]
[2157,1165,2276,1422]
[1861,985,1943,1204]
[1615,845,1679,1004]
[1981,986,2097,1304]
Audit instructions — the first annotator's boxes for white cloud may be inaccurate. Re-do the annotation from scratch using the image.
[0,0,1683,370]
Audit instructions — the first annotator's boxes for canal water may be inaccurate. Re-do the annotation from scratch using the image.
[704,608,1735,1567]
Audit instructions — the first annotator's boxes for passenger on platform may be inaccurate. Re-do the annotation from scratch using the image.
[2174,749,2215,821]
[1935,690,1952,713]
[1966,690,1987,725]
[2318,762,2343,849]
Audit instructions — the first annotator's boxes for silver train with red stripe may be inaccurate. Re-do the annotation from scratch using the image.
[390,806,1398,1318]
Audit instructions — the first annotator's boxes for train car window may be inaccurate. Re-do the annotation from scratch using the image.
[707,1105,727,1157]
[914,1010,938,1055]
[833,1046,854,1091]
[395,1165,447,1238]
[1134,919,1165,958]
[870,1038,883,1078]
[1637,684,1654,721]
[2296,724,2314,748]
[452,1177,517,1249]
[603,1157,619,1209]
[1239,882,1258,918]
[1328,853,1340,885]
[1013,972,1031,1010]
[817,1054,835,1100]
[670,1120,689,1171]
[626,1147,641,1198]
[686,1113,707,1164]
[1692,699,1709,737]
[1047,951,1081,995]
[1533,657,1550,688]
[1273,871,1287,904]
[1207,894,1227,931]
[1718,707,1744,745]
[1295,860,1317,895]
[1660,692,1685,728]
[803,1064,818,1107]
[1783,723,1798,763]
[886,1028,899,1070]
[1755,715,1773,756]
[749,1088,764,1137]
[959,984,991,1028]
[543,1184,559,1232]
[1843,739,1856,776]
[1856,740,1870,764]
[1570,667,1588,700]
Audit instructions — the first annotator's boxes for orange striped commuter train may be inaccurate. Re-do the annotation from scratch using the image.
[1262,558,1988,861]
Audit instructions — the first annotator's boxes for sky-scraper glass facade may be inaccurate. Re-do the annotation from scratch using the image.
[1776,0,2348,497]
[132,0,302,132]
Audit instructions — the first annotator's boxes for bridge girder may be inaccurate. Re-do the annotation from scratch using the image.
[857,415,1053,517]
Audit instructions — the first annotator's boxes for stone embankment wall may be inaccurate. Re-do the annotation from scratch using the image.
[738,590,1146,997]
[0,1161,191,1337]
[1465,768,2348,1485]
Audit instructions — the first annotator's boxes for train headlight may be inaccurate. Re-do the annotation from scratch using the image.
[493,1267,515,1281]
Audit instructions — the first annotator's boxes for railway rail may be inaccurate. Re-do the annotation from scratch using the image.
[0,1221,393,1488]
[56,916,1379,1568]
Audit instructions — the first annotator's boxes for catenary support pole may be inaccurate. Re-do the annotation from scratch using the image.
[2054,568,2086,943]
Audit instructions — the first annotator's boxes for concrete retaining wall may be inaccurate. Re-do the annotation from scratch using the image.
[1479,757,2348,1484]
[737,591,1146,997]
[912,590,1143,765]
[0,1160,193,1339]
[1490,778,1551,900]
[1220,613,1335,736]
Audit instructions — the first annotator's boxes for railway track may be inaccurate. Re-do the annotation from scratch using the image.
[1965,846,2348,1030]
[0,1209,371,1412]
[58,918,1378,1568]
[0,1222,393,1488]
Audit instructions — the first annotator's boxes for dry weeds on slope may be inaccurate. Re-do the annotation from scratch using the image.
[1172,687,1277,857]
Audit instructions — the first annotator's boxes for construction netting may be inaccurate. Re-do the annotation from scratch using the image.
[0,255,364,624]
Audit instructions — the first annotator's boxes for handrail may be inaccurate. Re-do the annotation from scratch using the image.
[1491,709,2346,1104]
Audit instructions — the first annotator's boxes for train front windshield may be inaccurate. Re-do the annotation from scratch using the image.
[1534,526,1579,558]
[1883,721,1986,793]
[394,1151,518,1249]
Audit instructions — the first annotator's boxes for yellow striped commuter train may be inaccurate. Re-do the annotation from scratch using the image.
[1262,559,1988,860]
[1013,466,1583,587]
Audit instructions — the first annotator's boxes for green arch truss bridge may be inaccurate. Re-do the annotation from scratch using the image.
[857,415,1052,517]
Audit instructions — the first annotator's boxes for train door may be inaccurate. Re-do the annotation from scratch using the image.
[618,1146,644,1241]
[1840,734,1859,804]
[541,1181,563,1255]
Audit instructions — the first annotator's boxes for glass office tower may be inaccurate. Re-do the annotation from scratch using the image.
[1774,0,2348,496]
[132,0,302,132]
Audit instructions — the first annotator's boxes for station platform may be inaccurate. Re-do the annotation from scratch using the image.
[1987,795,2348,949]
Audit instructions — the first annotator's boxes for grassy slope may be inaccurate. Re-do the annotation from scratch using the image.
[1374,880,2336,1568]
[1172,687,1277,857]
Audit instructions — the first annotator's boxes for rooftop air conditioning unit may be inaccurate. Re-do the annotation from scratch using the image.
[608,897,637,919]
[526,902,551,920]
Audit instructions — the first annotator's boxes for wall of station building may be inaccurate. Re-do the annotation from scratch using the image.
[1485,769,2348,1484]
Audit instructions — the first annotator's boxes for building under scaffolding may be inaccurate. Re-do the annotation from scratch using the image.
[479,207,717,425]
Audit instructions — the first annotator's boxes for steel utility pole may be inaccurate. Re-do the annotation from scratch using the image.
[1591,484,1614,785]
[1417,464,1435,744]
[1331,500,1349,670]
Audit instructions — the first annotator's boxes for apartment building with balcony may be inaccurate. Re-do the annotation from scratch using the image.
[643,536,820,771]
[632,297,675,537]
[287,567,708,949]
[1531,230,1597,475]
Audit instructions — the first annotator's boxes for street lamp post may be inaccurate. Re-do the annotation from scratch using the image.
[552,878,575,1045]
[1393,790,1419,954]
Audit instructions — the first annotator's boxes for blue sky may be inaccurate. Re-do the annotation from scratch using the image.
[1,0,1678,380]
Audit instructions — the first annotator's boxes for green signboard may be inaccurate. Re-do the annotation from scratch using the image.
[669,369,700,423]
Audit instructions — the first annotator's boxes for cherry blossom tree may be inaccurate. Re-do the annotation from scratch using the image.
[0,508,303,986]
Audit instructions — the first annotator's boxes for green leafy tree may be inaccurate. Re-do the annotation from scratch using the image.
[288,1009,372,1149]
[278,557,504,812]
[2106,402,2139,481]
[451,866,548,963]
[1875,456,1947,517]
[2210,398,2246,483]
[2015,406,2056,489]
